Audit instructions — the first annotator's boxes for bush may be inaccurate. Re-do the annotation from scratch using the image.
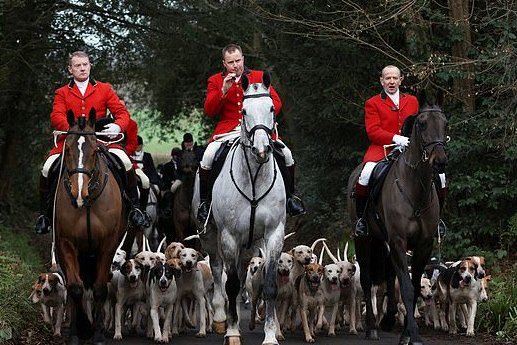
[476,265,517,342]
[0,226,43,343]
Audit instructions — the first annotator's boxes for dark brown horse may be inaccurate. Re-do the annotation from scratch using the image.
[173,149,199,242]
[54,109,126,345]
[347,93,448,345]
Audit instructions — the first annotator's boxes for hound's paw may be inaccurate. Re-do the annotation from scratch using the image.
[466,330,475,337]
[305,336,315,343]
[328,331,336,337]
[113,333,123,340]
[195,332,207,338]
[349,328,357,335]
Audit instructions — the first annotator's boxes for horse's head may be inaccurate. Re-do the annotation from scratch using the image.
[63,108,99,208]
[402,91,448,174]
[240,72,275,164]
[180,150,199,176]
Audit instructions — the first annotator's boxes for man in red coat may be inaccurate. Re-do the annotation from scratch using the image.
[197,43,305,223]
[354,65,447,236]
[35,51,148,234]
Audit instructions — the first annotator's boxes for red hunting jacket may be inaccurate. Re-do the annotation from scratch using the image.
[363,91,419,163]
[49,78,130,156]
[204,68,282,142]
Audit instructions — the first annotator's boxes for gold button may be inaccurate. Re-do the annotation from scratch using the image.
[82,100,85,103]
[238,110,241,113]
[236,93,240,97]
[81,106,85,110]
[237,102,241,106]
[81,114,85,116]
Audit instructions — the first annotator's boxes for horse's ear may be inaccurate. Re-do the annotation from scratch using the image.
[418,90,429,108]
[67,110,75,127]
[436,89,444,108]
[241,74,249,92]
[262,70,271,89]
[401,114,417,137]
[88,108,96,128]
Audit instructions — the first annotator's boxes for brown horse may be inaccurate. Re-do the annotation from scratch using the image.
[173,149,199,242]
[347,93,448,345]
[54,109,126,345]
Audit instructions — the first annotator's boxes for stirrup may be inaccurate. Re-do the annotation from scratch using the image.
[128,208,146,228]
[197,201,211,223]
[35,215,51,235]
[354,218,368,237]
[287,195,306,217]
[436,219,447,239]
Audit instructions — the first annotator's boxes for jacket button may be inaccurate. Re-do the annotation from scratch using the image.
[237,102,241,106]
[236,93,240,97]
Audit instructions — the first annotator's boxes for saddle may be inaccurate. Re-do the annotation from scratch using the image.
[208,139,289,197]
[368,149,401,203]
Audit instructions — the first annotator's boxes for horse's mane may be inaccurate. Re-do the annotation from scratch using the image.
[401,115,417,137]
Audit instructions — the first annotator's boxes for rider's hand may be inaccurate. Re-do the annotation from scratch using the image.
[102,123,121,139]
[393,134,410,147]
[222,72,236,95]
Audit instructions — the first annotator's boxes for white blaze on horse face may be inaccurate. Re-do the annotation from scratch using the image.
[76,136,86,207]
[243,84,274,161]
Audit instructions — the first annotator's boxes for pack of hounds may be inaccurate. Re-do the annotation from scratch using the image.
[30,233,490,343]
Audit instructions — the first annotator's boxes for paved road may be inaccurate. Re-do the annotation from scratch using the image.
[99,305,487,345]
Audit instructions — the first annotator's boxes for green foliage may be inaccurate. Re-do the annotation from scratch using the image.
[0,226,43,342]
[477,270,517,340]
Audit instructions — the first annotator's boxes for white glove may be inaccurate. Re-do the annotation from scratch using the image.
[393,134,410,147]
[102,123,121,139]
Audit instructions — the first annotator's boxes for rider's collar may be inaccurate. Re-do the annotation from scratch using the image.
[68,77,97,89]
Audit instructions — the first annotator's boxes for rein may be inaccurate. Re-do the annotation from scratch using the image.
[229,142,278,249]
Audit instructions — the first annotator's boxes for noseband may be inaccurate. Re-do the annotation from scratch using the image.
[241,93,274,147]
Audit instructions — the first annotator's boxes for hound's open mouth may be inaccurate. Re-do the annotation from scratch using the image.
[130,281,138,288]
[459,279,470,288]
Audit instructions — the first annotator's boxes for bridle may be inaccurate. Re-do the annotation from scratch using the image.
[404,108,449,169]
[240,92,275,150]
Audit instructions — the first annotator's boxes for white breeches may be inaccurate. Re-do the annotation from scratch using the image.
[358,162,447,188]
[358,161,378,186]
[200,138,294,169]
[41,147,133,177]
[135,168,150,189]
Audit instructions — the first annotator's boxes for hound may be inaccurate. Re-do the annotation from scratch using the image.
[146,261,180,342]
[165,241,186,260]
[113,259,146,340]
[30,271,67,337]
[295,262,325,343]
[315,247,341,337]
[245,254,265,331]
[172,247,207,337]
[436,258,481,336]
[275,252,294,338]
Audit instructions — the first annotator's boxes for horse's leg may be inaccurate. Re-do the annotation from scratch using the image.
[201,231,226,333]
[224,266,241,344]
[91,237,119,345]
[58,240,84,345]
[356,237,378,340]
[409,242,432,343]
[262,231,283,345]
[380,259,397,331]
[390,238,422,345]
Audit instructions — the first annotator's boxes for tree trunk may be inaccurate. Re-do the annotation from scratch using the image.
[448,0,475,113]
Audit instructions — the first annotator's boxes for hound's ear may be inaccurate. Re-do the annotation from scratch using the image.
[67,110,75,127]
[241,73,249,92]
[88,108,96,128]
[262,70,271,89]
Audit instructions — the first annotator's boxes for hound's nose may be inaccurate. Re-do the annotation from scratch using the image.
[43,288,51,296]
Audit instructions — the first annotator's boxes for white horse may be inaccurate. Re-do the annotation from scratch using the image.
[193,72,286,345]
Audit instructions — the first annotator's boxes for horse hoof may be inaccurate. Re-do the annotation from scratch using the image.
[365,329,379,340]
[224,336,241,345]
[399,336,410,345]
[213,321,226,334]
[68,336,79,345]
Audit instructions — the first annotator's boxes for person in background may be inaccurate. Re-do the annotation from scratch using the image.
[35,51,147,234]
[181,132,204,162]
[353,65,447,237]
[197,43,306,223]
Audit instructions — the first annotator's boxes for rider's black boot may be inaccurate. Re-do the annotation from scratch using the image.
[437,185,448,238]
[139,186,151,228]
[197,167,212,223]
[127,169,148,228]
[286,165,306,217]
[35,174,51,235]
[354,183,369,237]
